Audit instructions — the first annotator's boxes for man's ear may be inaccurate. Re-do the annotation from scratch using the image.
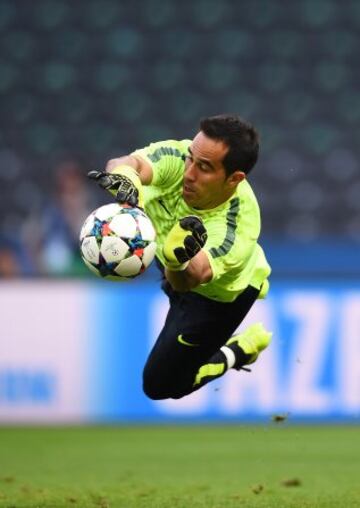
[227,170,246,188]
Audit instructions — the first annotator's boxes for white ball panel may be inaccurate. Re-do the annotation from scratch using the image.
[79,214,95,240]
[137,215,156,241]
[142,241,157,267]
[100,236,129,263]
[95,203,122,221]
[82,258,100,277]
[109,213,137,238]
[81,236,100,264]
[115,255,142,276]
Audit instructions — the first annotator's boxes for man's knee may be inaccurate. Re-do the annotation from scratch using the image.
[142,365,189,400]
[142,379,185,400]
[142,378,167,400]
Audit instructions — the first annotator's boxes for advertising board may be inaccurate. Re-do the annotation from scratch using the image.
[0,280,358,422]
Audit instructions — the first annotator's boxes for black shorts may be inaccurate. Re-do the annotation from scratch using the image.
[142,272,259,399]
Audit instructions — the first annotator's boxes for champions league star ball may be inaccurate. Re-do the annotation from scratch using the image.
[79,203,157,280]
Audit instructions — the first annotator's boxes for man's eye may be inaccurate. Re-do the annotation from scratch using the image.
[198,163,209,171]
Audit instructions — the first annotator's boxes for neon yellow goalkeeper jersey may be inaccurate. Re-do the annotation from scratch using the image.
[132,139,271,303]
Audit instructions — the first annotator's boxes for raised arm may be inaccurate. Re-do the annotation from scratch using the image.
[105,155,153,185]
[88,154,152,207]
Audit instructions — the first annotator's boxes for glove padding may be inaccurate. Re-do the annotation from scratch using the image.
[163,216,208,271]
[88,165,143,207]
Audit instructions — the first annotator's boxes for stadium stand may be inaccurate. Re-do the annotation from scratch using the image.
[0,0,359,275]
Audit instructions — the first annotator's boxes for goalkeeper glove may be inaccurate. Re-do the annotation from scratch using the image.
[87,165,144,208]
[163,216,208,271]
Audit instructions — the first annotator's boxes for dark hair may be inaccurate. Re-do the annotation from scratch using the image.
[200,114,259,175]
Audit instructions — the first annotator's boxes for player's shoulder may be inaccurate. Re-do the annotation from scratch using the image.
[237,178,258,201]
[234,179,260,215]
[135,139,191,162]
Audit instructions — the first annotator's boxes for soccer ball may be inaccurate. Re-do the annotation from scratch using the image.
[79,203,157,280]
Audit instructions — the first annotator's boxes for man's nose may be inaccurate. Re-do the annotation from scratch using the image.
[185,162,196,181]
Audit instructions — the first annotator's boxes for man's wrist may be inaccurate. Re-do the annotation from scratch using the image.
[110,164,139,178]
[164,260,189,272]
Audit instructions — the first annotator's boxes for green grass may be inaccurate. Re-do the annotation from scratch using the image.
[0,425,359,507]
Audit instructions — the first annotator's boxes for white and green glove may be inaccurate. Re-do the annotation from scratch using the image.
[88,165,144,208]
[163,216,208,271]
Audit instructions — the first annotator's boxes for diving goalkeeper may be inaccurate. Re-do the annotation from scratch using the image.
[88,114,272,400]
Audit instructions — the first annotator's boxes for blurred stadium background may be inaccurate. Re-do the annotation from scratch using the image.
[0,0,359,424]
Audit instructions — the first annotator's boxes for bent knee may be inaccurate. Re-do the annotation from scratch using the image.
[142,371,188,400]
[142,366,165,399]
[143,386,187,400]
[143,383,168,400]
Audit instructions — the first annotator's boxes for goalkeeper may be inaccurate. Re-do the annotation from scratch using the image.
[88,114,272,400]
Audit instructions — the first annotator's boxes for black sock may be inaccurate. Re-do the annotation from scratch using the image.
[226,343,252,370]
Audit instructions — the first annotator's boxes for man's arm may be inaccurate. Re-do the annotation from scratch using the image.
[162,216,210,292]
[165,250,212,292]
[88,154,152,207]
[105,155,153,185]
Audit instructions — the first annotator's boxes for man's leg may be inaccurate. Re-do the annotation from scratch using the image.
[192,322,272,391]
[143,285,264,400]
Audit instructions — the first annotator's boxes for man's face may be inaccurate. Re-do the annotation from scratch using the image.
[182,131,244,209]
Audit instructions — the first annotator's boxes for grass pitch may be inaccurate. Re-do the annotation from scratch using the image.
[0,425,359,507]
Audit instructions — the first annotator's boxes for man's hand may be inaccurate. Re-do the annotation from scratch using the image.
[88,165,143,207]
[163,216,208,271]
